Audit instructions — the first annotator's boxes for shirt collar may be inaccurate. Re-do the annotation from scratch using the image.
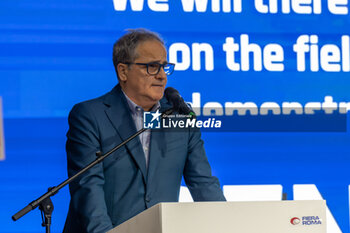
[122,91,160,114]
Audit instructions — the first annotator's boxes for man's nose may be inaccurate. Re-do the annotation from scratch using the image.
[156,67,167,79]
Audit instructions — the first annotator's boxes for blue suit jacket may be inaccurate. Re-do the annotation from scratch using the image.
[63,85,225,233]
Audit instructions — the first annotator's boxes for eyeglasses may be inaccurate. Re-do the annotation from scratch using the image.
[122,62,175,76]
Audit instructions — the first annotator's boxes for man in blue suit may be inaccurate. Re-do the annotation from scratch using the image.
[63,29,226,233]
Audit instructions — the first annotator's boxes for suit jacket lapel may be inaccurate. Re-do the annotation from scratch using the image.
[103,85,147,183]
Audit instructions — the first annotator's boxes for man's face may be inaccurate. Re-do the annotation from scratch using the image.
[119,39,168,111]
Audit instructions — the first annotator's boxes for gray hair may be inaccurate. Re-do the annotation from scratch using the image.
[112,28,165,79]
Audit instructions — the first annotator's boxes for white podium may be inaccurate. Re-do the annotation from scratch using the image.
[108,200,326,233]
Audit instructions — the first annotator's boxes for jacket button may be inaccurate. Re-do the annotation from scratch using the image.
[145,196,151,202]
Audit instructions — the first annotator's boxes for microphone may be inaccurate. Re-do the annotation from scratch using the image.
[164,87,194,116]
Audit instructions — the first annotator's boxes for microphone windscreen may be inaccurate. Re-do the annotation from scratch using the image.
[164,87,192,115]
[164,87,179,102]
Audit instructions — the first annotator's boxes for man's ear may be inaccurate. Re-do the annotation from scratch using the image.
[117,63,128,82]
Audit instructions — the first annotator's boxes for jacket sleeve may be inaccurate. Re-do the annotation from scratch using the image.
[66,103,113,233]
[183,128,226,201]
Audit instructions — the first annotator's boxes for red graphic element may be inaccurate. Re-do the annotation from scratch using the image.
[290,217,301,225]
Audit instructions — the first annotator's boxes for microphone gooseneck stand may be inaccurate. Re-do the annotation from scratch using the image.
[12,108,174,233]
